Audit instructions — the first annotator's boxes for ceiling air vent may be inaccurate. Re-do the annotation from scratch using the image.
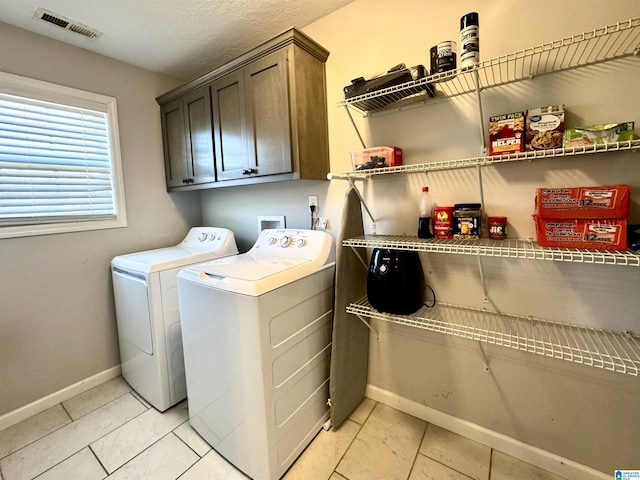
[33,7,102,40]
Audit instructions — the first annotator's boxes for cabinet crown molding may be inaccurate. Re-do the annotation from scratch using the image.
[156,27,329,105]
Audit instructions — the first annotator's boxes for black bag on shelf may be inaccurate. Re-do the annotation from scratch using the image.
[344,64,435,112]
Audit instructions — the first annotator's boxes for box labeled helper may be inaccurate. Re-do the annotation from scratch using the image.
[489,111,525,156]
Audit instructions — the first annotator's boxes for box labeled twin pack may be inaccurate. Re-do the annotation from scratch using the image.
[534,184,630,219]
[351,146,402,171]
[488,111,525,156]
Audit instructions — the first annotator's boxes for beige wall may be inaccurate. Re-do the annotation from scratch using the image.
[203,0,640,474]
[0,22,200,415]
[1,0,638,474]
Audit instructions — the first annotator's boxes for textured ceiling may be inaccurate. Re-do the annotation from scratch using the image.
[0,0,354,80]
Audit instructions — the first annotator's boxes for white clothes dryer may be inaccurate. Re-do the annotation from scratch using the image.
[177,229,335,480]
[111,227,238,411]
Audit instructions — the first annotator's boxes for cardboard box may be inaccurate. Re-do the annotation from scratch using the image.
[489,111,525,156]
[525,105,565,150]
[533,216,627,250]
[563,121,636,147]
[534,184,630,219]
[351,146,402,171]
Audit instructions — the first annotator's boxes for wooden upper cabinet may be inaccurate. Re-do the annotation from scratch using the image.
[243,49,292,178]
[157,28,329,190]
[160,86,215,188]
[211,70,248,181]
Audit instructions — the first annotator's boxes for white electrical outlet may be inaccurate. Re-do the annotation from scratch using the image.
[308,195,318,208]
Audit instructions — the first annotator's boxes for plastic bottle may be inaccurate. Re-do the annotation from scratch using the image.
[418,186,434,239]
[460,12,479,69]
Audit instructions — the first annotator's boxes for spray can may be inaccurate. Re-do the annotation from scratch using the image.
[460,12,479,69]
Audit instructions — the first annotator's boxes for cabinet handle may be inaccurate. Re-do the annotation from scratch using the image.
[242,168,258,175]
[182,178,195,184]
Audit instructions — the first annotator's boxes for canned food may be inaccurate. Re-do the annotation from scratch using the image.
[433,206,454,239]
[431,41,457,74]
[453,203,482,239]
[488,216,507,240]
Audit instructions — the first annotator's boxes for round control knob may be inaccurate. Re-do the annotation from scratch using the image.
[208,234,217,241]
[268,237,278,245]
[198,232,208,242]
[379,264,388,274]
[296,238,306,248]
[279,236,291,248]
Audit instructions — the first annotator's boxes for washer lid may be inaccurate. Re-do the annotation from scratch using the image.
[182,253,332,296]
[111,227,238,273]
[190,254,309,281]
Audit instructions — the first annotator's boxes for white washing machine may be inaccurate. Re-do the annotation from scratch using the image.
[177,229,335,480]
[111,227,238,411]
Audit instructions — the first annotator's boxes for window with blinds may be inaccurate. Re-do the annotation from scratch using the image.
[0,71,126,238]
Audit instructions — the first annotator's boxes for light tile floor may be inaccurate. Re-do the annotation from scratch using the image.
[0,376,568,480]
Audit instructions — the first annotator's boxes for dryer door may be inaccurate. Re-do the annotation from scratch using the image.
[112,270,154,355]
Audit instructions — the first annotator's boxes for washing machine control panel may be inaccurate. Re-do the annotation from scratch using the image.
[252,229,331,260]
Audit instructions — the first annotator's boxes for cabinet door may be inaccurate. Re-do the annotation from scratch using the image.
[244,49,292,177]
[211,71,249,181]
[182,86,216,184]
[160,98,190,188]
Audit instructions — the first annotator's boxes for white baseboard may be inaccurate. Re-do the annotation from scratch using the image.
[365,384,608,480]
[0,366,121,432]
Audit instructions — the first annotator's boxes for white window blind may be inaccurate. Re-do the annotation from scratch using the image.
[0,71,126,238]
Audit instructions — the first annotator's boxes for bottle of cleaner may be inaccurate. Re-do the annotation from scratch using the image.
[418,186,434,239]
[460,12,479,69]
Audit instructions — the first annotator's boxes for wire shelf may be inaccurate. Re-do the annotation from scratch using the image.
[338,17,640,114]
[343,235,640,267]
[348,296,640,376]
[328,140,640,180]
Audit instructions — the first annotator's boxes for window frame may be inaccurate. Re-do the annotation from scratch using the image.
[0,71,127,239]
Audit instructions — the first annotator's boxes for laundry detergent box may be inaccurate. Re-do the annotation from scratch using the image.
[533,216,627,250]
[534,184,630,219]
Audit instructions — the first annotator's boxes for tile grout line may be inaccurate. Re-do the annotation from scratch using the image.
[330,402,378,480]
[99,431,178,477]
[488,448,493,480]
[88,445,109,478]
[405,420,430,480]
[62,390,134,423]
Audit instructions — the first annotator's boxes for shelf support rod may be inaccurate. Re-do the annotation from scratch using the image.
[354,313,379,339]
[476,164,486,210]
[476,255,490,304]
[344,104,367,150]
[350,246,370,270]
[348,178,376,233]
[473,69,487,154]
[478,341,491,372]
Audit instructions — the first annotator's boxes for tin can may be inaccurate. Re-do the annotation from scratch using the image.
[434,41,457,73]
[433,206,454,239]
[453,203,481,239]
[488,216,507,240]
